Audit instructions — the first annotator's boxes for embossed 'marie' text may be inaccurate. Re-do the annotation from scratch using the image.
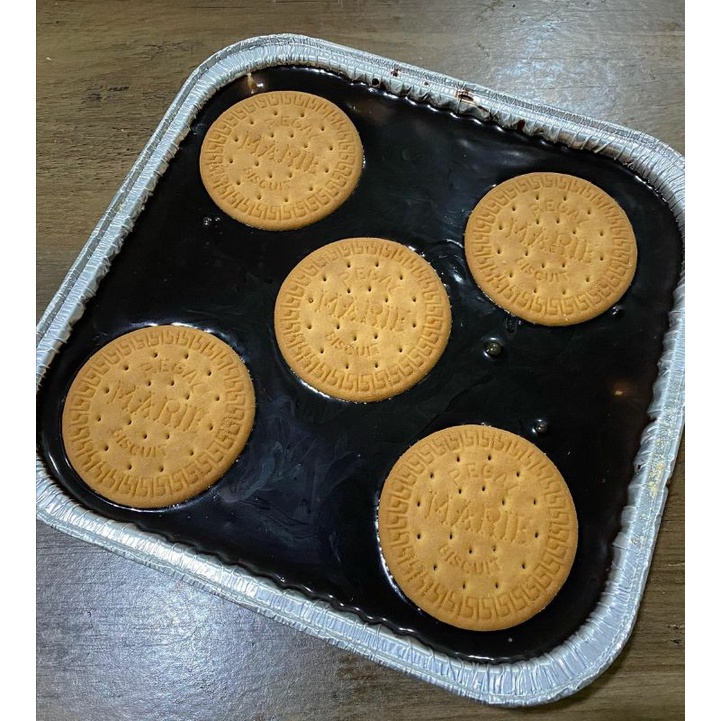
[421,491,533,545]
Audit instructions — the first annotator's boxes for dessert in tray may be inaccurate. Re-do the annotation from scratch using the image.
[36,43,683,704]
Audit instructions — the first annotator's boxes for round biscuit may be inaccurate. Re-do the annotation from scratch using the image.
[378,424,578,631]
[61,325,255,509]
[464,172,637,325]
[274,237,452,403]
[199,90,363,230]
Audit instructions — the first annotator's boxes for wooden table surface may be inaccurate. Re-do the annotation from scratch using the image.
[36,1,684,719]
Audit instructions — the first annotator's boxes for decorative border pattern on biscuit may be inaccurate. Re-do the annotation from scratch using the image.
[274,237,452,402]
[61,325,255,509]
[464,172,637,326]
[378,424,578,631]
[200,90,364,230]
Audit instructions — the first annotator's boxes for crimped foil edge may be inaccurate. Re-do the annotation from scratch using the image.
[36,34,685,707]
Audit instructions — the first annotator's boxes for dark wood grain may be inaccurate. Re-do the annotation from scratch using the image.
[36,1,684,718]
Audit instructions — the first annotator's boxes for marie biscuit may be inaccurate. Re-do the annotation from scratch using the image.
[61,325,255,508]
[464,172,637,325]
[274,237,452,402]
[200,90,363,231]
[378,424,578,631]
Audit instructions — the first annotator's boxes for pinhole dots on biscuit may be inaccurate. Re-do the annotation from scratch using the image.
[464,172,637,326]
[61,325,256,509]
[273,237,452,403]
[377,424,578,631]
[199,90,363,231]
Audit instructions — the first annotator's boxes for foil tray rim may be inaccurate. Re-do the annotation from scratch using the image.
[36,33,685,707]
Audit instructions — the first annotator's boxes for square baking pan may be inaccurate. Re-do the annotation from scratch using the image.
[35,34,685,706]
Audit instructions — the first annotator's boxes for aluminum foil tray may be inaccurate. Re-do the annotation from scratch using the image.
[36,34,685,706]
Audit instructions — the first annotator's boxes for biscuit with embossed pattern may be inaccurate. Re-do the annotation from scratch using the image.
[274,237,451,402]
[464,172,637,325]
[378,424,577,631]
[61,325,255,508]
[200,90,363,230]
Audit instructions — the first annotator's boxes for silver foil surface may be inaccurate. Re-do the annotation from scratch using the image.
[36,34,685,706]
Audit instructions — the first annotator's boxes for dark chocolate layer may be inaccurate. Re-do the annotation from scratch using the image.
[37,66,682,662]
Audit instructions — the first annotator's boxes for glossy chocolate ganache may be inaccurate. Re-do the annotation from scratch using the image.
[37,65,682,662]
